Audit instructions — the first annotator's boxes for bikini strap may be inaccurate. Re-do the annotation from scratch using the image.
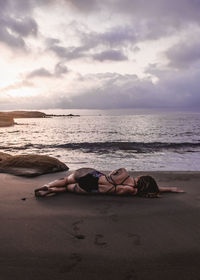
[120,175,138,189]
[119,175,130,185]
[110,174,135,187]
[105,175,117,193]
[104,174,134,193]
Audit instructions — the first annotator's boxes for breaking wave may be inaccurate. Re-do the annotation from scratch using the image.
[1,141,200,154]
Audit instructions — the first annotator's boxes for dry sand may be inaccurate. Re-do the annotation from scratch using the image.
[0,171,200,280]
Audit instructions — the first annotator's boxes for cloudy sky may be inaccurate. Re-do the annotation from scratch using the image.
[0,0,200,110]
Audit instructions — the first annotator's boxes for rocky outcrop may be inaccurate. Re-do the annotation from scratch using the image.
[0,111,46,119]
[0,111,47,127]
[0,111,80,127]
[46,113,80,117]
[0,152,69,177]
[0,115,15,127]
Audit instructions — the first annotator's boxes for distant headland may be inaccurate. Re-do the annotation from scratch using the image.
[0,111,80,127]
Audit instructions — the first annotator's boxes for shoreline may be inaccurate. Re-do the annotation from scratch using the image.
[0,171,200,280]
[1,111,200,171]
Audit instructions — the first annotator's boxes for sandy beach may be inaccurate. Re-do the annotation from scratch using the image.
[0,171,200,280]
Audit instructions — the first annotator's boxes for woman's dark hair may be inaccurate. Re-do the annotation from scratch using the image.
[136,175,160,198]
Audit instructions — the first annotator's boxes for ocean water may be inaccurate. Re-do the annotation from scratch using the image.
[1,109,200,171]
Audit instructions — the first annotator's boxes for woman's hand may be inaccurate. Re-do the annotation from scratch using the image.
[159,186,185,193]
[170,187,185,193]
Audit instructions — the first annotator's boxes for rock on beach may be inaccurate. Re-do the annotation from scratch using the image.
[0,152,69,177]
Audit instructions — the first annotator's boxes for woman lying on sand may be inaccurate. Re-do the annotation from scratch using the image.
[35,167,184,198]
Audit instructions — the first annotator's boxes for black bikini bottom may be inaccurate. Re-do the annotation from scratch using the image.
[74,168,104,193]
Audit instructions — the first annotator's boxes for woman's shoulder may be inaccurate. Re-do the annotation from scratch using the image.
[111,167,127,174]
[109,168,130,185]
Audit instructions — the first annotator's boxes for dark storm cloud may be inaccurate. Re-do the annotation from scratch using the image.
[27,68,52,78]
[115,0,200,24]
[47,34,128,62]
[84,21,175,46]
[1,0,200,111]
[80,0,200,24]
[46,37,87,60]
[166,38,200,68]
[27,63,68,79]
[92,50,127,62]
[0,26,25,48]
[6,17,38,37]
[48,44,86,60]
[60,0,196,19]
[62,0,200,28]
[1,0,200,51]
[54,62,69,76]
[3,0,54,14]
[0,0,38,49]
[46,37,61,46]
[1,67,200,110]
[83,25,137,47]
[49,67,200,110]
[42,0,200,66]
[65,0,99,12]
[46,19,191,64]
[99,26,135,45]
[62,0,200,46]
[58,74,160,109]
[46,23,140,62]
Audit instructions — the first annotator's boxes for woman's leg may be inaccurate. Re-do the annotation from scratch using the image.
[45,173,76,188]
[67,183,86,194]
[35,173,77,197]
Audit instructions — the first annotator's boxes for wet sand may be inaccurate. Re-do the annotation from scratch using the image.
[0,171,200,280]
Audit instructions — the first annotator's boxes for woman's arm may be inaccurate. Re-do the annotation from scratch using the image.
[159,186,185,193]
[35,173,78,197]
[116,185,137,195]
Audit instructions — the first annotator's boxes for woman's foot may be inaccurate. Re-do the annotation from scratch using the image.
[34,185,68,197]
[35,186,56,197]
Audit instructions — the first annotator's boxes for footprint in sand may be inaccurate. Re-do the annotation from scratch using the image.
[99,203,111,215]
[94,234,107,247]
[72,220,83,232]
[60,253,82,273]
[110,214,119,222]
[72,220,86,240]
[127,233,141,246]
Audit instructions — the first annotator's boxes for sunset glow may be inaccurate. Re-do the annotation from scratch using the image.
[0,0,200,110]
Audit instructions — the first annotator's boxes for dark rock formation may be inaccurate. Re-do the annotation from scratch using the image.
[0,111,80,127]
[0,152,69,177]
[0,111,47,127]
[0,111,46,119]
[0,114,15,127]
[46,113,80,117]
